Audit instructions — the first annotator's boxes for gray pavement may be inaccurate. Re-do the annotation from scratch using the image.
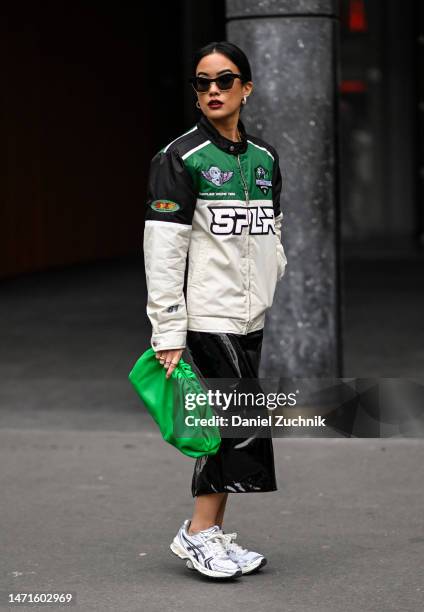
[1,431,423,612]
[1,257,423,611]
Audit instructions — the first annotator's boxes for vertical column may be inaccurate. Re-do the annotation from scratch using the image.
[226,0,343,377]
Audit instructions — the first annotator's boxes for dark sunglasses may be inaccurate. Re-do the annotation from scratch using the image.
[189,72,243,93]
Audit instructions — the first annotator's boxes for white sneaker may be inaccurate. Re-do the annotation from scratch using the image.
[186,529,267,575]
[223,532,267,574]
[170,520,242,579]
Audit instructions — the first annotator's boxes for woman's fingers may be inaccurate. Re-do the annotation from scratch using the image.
[164,349,183,379]
[155,350,167,364]
[155,348,184,379]
[165,355,177,379]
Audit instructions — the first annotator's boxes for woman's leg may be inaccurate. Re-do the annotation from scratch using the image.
[188,492,226,533]
[215,493,228,529]
[188,492,229,534]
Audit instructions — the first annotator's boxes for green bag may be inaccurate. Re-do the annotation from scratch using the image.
[128,348,221,458]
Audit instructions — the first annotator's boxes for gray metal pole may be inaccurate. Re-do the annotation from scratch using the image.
[226,0,343,377]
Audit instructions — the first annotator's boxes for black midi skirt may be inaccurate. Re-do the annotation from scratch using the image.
[185,328,278,497]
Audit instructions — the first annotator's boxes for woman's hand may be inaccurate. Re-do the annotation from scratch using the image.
[155,348,184,379]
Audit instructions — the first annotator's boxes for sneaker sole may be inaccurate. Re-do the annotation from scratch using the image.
[170,539,242,579]
[241,556,267,575]
[186,556,267,575]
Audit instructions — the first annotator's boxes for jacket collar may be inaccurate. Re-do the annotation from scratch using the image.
[197,113,248,155]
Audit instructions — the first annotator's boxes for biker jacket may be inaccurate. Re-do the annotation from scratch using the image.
[143,113,287,352]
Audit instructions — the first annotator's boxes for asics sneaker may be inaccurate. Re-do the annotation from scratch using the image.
[170,520,242,579]
[186,529,267,575]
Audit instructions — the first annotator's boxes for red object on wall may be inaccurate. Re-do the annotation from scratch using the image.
[340,80,367,93]
[349,0,367,32]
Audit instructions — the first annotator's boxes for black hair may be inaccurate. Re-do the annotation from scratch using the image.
[192,41,252,83]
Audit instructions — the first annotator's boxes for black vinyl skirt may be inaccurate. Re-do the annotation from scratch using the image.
[185,328,277,497]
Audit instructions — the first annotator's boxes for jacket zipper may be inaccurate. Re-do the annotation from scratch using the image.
[237,153,250,331]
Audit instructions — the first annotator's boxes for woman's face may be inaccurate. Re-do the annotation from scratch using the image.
[194,52,253,121]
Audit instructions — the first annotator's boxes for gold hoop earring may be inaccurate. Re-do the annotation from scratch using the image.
[196,100,201,109]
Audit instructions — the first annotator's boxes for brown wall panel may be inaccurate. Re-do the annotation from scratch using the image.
[0,5,151,278]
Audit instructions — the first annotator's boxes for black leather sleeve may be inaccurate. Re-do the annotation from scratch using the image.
[145,148,197,225]
[143,148,197,352]
[271,148,283,219]
[271,149,287,281]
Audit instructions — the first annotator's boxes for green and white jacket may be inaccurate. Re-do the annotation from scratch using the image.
[143,113,287,352]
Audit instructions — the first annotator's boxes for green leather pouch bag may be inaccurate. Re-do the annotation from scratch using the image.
[128,348,221,458]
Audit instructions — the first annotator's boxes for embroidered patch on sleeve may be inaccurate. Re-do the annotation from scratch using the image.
[150,200,180,212]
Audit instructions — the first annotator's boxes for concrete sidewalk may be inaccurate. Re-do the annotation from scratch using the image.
[1,429,423,612]
[1,259,423,611]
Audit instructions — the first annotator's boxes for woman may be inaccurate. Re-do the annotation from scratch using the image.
[143,41,287,579]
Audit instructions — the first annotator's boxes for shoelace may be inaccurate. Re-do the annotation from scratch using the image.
[201,532,233,559]
[222,532,248,555]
